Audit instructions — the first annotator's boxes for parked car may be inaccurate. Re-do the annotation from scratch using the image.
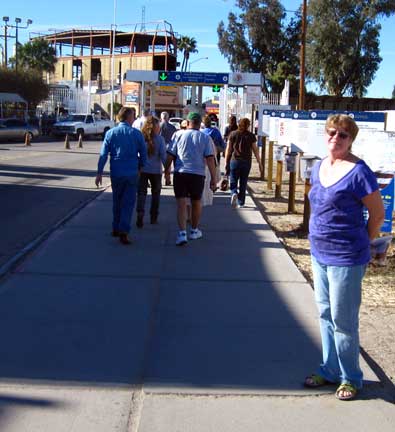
[52,114,114,139]
[169,117,183,130]
[0,118,39,142]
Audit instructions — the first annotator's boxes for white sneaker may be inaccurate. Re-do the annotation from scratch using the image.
[231,193,238,208]
[176,231,188,246]
[189,228,203,240]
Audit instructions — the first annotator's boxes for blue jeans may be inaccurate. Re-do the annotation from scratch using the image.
[111,175,138,233]
[229,159,251,206]
[311,255,366,389]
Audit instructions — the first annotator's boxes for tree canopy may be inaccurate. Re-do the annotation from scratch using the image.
[0,67,49,107]
[306,0,395,97]
[177,36,198,72]
[217,0,301,93]
[9,38,57,73]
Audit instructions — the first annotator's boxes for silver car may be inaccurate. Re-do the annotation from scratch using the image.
[0,118,39,142]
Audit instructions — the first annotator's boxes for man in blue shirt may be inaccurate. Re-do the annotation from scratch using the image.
[165,112,217,246]
[95,107,147,245]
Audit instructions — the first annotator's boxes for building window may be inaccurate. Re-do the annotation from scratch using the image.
[62,64,65,78]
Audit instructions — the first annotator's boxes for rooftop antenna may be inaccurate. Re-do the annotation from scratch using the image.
[140,6,146,32]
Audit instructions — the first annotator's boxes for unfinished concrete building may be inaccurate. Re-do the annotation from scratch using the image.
[33,21,177,89]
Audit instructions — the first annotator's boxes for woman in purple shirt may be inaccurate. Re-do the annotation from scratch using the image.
[304,114,384,400]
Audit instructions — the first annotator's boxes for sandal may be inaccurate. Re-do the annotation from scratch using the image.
[304,374,331,388]
[335,383,357,401]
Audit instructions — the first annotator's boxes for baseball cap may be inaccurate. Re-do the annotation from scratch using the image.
[187,112,202,122]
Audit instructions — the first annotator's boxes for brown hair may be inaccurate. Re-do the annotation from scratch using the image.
[117,107,135,122]
[141,116,160,156]
[325,114,359,142]
[203,115,212,128]
[238,117,250,133]
[229,115,237,128]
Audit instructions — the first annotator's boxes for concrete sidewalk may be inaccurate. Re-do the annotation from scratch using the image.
[0,186,393,432]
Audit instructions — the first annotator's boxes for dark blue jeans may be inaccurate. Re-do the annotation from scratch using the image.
[229,159,251,206]
[136,172,162,217]
[111,175,138,234]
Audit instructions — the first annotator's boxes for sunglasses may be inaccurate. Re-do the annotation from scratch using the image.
[327,129,350,139]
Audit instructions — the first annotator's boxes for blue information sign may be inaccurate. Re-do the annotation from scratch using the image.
[380,177,395,233]
[158,71,229,85]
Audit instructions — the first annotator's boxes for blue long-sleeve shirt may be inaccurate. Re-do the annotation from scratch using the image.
[97,122,147,177]
[141,135,167,174]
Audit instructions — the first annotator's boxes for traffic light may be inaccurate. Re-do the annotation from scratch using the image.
[212,85,221,93]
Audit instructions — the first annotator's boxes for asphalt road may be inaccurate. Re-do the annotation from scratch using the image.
[0,138,109,270]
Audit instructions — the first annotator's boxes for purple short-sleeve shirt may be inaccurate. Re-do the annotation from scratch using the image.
[308,159,379,266]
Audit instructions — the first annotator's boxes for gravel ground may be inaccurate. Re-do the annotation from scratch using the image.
[246,159,395,392]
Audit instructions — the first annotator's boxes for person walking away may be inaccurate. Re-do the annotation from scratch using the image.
[159,111,177,186]
[223,115,238,145]
[224,117,263,208]
[304,114,384,400]
[132,108,150,130]
[201,115,226,164]
[95,107,147,245]
[164,112,217,246]
[136,116,167,227]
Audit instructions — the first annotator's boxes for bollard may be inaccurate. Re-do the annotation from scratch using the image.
[288,171,296,213]
[261,137,266,180]
[285,152,298,213]
[77,134,83,148]
[24,132,31,147]
[302,178,311,232]
[267,141,274,190]
[275,160,283,199]
[64,134,71,149]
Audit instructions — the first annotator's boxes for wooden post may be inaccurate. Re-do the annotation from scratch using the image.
[260,136,266,180]
[267,141,274,190]
[275,160,283,199]
[288,171,296,213]
[302,178,311,232]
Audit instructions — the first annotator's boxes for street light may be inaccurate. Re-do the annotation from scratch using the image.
[2,16,9,66]
[188,56,208,72]
[1,17,32,69]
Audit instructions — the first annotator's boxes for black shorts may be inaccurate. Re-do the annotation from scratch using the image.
[173,172,205,201]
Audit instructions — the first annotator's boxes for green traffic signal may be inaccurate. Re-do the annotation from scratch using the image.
[159,72,168,81]
[212,85,221,92]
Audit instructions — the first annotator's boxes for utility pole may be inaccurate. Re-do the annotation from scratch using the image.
[298,0,307,110]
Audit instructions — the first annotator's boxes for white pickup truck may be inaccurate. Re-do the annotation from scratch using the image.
[52,114,114,139]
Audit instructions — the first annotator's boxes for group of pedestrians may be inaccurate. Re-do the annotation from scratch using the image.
[96,108,221,246]
[95,107,263,245]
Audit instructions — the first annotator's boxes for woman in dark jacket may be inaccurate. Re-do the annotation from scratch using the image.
[224,118,263,208]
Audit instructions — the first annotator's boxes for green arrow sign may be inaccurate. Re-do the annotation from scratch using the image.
[159,72,168,81]
[212,85,221,92]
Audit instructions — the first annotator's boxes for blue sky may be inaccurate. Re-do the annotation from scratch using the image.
[4,0,395,98]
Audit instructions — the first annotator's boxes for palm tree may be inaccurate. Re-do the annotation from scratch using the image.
[11,39,57,73]
[177,36,198,72]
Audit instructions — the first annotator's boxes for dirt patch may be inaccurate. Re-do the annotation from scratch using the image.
[247,160,395,384]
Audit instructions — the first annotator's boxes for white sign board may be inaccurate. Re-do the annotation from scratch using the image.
[246,86,261,104]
